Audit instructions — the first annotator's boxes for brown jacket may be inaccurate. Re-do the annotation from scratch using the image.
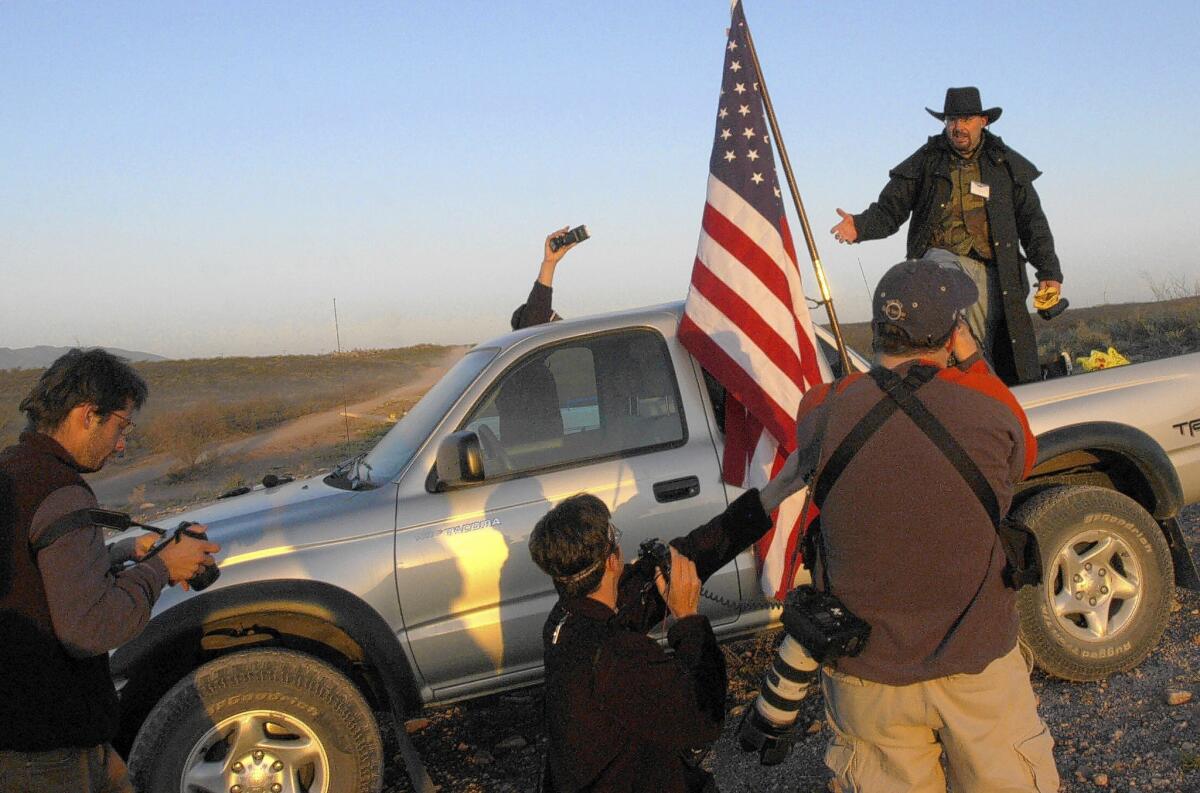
[797,358,1036,685]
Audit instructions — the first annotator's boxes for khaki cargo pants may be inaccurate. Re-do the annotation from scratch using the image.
[820,646,1059,793]
[0,744,133,793]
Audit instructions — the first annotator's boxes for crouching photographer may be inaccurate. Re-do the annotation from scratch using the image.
[741,259,1059,792]
[529,452,807,793]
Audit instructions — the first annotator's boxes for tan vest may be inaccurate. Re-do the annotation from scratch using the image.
[930,153,992,260]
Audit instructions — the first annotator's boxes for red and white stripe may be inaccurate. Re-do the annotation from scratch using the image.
[681,175,825,598]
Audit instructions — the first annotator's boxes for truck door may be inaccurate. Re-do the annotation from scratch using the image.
[394,327,731,697]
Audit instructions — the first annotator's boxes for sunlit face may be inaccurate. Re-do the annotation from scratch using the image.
[79,402,134,471]
[945,114,988,153]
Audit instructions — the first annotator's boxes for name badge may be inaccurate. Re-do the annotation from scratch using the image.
[970,180,990,199]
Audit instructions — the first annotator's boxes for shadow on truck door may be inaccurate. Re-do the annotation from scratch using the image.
[396,328,731,698]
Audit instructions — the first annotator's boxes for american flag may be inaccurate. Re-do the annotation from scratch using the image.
[679,0,826,599]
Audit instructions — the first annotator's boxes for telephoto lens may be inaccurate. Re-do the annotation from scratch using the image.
[737,635,819,765]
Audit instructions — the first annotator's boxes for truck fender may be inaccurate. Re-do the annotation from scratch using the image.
[112,579,423,714]
[1030,421,1183,519]
[1028,421,1198,589]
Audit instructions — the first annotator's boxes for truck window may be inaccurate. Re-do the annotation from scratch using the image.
[462,329,685,478]
[819,335,847,379]
[701,334,850,436]
[361,346,497,482]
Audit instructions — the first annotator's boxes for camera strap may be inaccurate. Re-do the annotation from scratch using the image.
[868,367,1043,592]
[868,365,1026,655]
[868,366,1001,527]
[806,366,939,594]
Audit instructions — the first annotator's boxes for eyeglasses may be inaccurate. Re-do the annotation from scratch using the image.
[107,412,136,437]
[607,522,623,556]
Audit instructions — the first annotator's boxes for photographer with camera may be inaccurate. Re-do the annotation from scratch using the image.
[510,225,588,330]
[528,454,808,793]
[777,259,1058,792]
[0,349,219,793]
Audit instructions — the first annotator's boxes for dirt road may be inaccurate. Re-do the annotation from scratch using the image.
[87,346,467,507]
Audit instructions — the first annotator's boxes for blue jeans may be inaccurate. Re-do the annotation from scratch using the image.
[0,744,133,793]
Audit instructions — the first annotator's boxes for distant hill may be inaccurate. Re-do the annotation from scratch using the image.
[0,346,166,371]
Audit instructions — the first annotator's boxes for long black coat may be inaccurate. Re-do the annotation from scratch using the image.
[853,131,1063,384]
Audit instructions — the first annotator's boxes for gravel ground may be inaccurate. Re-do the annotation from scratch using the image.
[383,504,1200,793]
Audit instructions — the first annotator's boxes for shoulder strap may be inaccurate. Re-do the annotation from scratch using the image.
[867,367,1001,527]
[812,367,937,510]
[869,366,1003,657]
[806,367,937,594]
[29,508,95,555]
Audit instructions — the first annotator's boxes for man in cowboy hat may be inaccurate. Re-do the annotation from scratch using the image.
[829,87,1065,385]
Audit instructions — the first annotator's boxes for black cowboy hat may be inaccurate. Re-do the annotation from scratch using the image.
[926,86,1002,123]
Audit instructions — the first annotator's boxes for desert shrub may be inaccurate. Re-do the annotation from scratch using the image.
[1038,304,1200,364]
[222,396,299,435]
[145,404,225,469]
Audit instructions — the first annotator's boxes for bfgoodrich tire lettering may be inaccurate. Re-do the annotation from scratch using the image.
[1015,485,1174,682]
[128,648,383,793]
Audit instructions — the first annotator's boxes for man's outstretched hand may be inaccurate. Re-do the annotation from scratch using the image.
[830,209,858,244]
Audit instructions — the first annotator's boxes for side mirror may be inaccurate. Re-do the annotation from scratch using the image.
[434,430,485,489]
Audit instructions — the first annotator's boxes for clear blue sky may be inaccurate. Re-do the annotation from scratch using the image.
[2,1,1197,358]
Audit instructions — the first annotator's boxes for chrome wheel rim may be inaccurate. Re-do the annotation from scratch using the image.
[1046,528,1143,642]
[180,709,329,793]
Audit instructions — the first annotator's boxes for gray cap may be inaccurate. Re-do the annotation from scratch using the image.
[872,259,978,346]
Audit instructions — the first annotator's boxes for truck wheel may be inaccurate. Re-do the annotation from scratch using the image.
[128,648,383,793]
[1015,485,1174,682]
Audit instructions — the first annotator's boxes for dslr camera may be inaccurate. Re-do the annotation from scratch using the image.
[780,584,870,664]
[549,224,590,252]
[636,538,671,581]
[157,522,221,591]
[92,509,220,592]
[738,585,871,765]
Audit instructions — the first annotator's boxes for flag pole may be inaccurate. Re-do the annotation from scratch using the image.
[740,7,854,375]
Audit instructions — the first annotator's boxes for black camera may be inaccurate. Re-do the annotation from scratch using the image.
[637,538,671,582]
[781,585,870,664]
[737,585,869,765]
[549,224,590,252]
[92,510,221,592]
[172,522,221,591]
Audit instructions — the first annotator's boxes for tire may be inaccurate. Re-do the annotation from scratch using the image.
[1015,485,1174,682]
[128,648,383,793]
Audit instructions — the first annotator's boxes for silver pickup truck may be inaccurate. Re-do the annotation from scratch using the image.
[114,301,1199,793]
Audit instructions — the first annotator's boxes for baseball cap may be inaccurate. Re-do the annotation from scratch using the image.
[872,259,978,346]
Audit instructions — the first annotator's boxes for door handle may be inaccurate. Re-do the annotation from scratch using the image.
[653,476,700,503]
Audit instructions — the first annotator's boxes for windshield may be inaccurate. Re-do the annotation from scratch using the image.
[359,347,497,482]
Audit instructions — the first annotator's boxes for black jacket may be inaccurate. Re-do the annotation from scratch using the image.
[541,489,772,792]
[854,131,1063,384]
[0,434,125,749]
[511,281,558,330]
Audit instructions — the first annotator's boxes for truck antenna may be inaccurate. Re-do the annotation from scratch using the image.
[857,257,872,304]
[333,298,351,445]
